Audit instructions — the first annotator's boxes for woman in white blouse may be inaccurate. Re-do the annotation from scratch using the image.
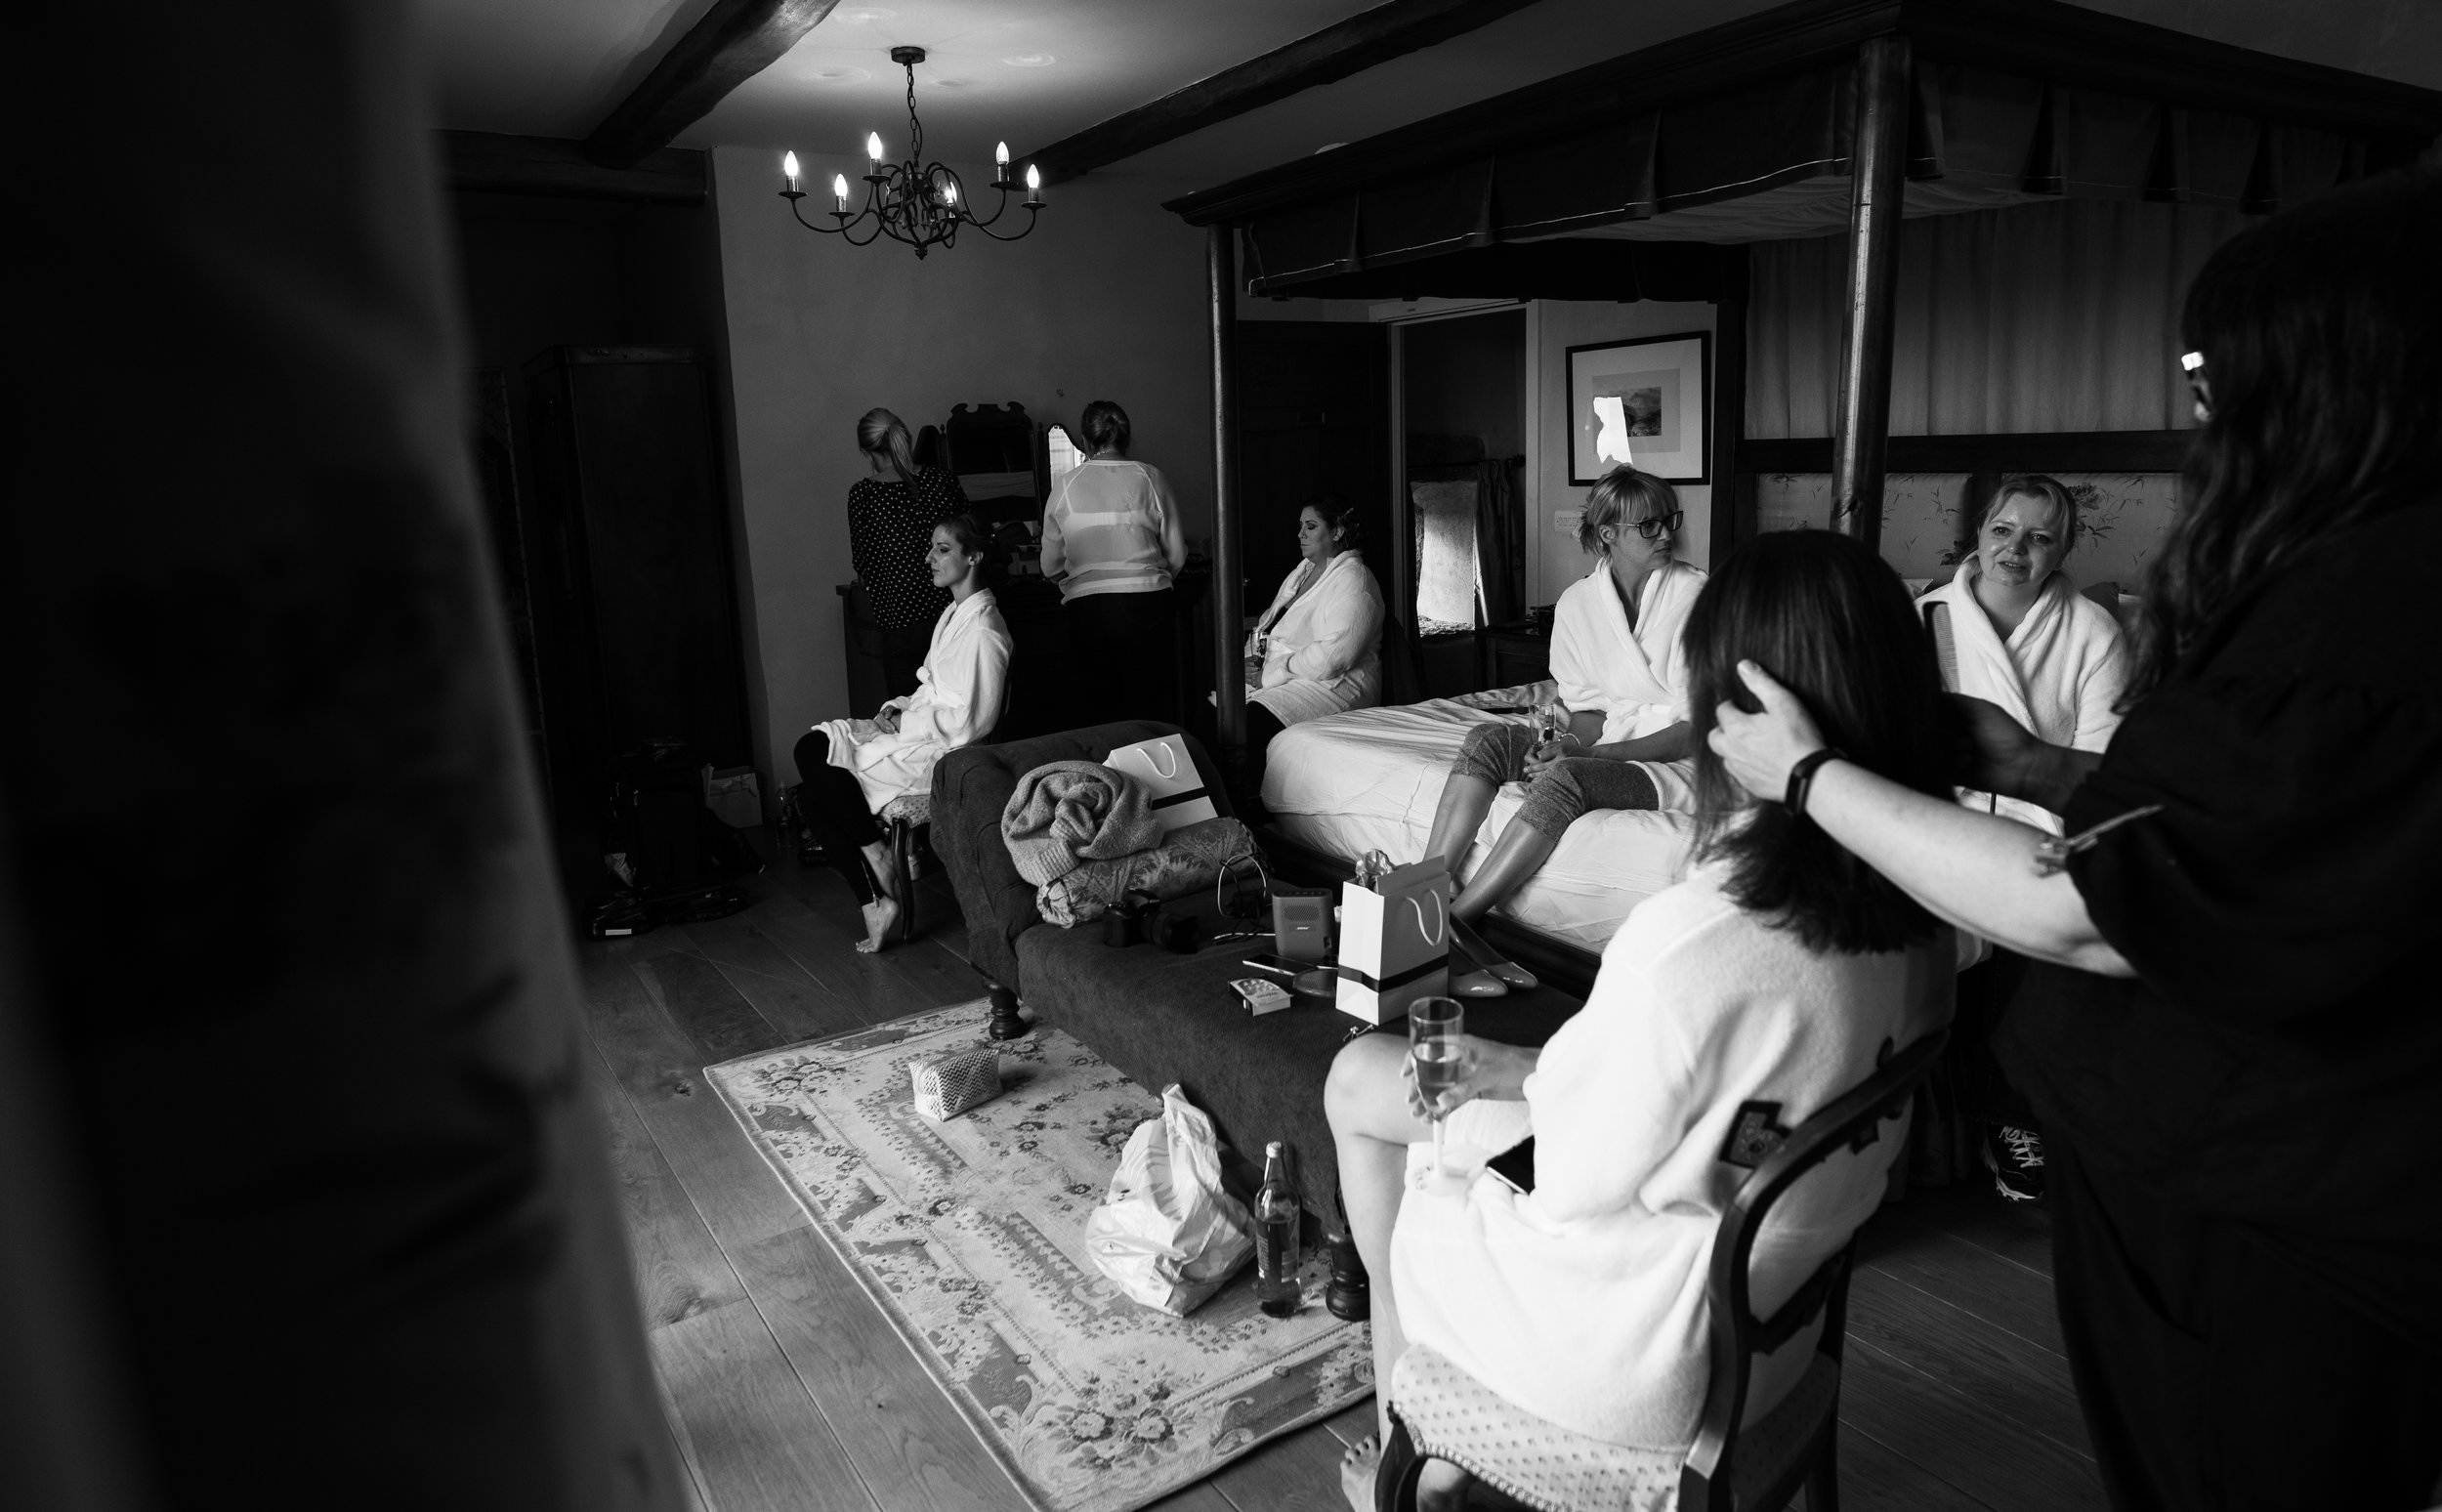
[795,515,1012,951]
[1420,466,1705,927]
[1038,399,1190,727]
[1327,529,1958,1511]
[1244,498,1385,790]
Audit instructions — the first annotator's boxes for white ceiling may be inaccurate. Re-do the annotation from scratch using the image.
[421,0,2442,189]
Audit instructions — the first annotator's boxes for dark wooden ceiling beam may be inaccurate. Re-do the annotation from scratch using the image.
[442,131,707,204]
[1018,0,1543,187]
[585,0,841,168]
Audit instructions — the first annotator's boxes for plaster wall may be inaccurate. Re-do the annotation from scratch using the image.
[708,148,1217,789]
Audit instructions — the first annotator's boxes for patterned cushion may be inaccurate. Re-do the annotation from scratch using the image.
[880,793,932,826]
[1389,1344,1839,1512]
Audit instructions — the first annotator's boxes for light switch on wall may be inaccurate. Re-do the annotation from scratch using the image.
[1552,508,1584,534]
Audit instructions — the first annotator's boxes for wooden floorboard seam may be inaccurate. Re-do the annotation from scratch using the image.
[589,957,890,1512]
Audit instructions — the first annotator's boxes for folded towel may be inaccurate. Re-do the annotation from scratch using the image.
[1001,760,1164,885]
[1038,818,1260,927]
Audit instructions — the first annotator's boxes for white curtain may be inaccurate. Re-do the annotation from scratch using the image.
[1747,197,2252,439]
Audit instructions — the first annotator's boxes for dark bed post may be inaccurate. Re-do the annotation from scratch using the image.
[1209,223,1247,755]
[1831,34,1911,548]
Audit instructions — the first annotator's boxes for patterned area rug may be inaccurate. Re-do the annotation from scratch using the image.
[706,1001,1373,1512]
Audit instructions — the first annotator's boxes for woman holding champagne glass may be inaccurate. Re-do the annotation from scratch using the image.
[1325,530,1959,1512]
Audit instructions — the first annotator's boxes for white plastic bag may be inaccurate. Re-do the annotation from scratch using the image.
[1084,1084,1254,1316]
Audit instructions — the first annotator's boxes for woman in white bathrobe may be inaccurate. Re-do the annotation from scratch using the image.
[1326,529,1958,1511]
[1916,476,2127,1202]
[793,516,1012,951]
[1243,499,1385,790]
[1421,466,1705,929]
[1918,475,2129,836]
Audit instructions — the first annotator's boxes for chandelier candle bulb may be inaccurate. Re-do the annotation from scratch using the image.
[832,173,848,211]
[781,151,801,191]
[1025,163,1043,205]
[866,131,884,170]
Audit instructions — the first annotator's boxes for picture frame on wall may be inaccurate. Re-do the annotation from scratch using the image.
[1566,331,1710,485]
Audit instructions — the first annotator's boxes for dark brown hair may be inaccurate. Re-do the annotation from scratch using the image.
[1687,530,1961,954]
[1302,495,1362,551]
[932,513,1005,584]
[1079,399,1131,456]
[2132,168,2440,698]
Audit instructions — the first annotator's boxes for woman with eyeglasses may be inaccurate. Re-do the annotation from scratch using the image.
[1710,169,2442,1508]
[1420,465,1703,928]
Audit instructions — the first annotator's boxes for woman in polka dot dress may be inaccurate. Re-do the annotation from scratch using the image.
[848,407,972,696]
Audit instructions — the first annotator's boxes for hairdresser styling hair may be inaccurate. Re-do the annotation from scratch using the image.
[1709,169,2442,1509]
[847,406,972,696]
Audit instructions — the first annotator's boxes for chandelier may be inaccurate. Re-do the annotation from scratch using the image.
[779,46,1043,258]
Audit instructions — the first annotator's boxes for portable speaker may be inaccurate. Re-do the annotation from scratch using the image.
[1272,887,1333,961]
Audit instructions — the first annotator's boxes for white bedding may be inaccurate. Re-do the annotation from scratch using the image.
[1261,681,1696,951]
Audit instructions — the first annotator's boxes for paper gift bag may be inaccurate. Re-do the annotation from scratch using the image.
[1105,734,1220,833]
[1335,857,1452,1025]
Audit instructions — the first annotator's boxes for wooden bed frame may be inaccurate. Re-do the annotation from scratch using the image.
[1164,0,2442,761]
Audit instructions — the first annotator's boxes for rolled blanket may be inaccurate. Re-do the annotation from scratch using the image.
[1038,817,1261,927]
[1001,760,1164,885]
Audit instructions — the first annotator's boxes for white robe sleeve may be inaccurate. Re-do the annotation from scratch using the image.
[2067,606,2130,753]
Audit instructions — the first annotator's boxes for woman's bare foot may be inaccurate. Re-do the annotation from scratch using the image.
[1338,1434,1381,1512]
[856,894,900,953]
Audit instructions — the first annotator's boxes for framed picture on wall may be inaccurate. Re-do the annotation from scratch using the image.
[1566,331,1710,484]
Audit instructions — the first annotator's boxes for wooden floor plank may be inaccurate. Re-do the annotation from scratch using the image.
[590,1038,750,1330]
[727,1224,1023,1512]
[1838,1334,2106,1512]
[579,948,816,1250]
[1825,1414,2006,1512]
[1855,1235,2071,1367]
[1878,1184,2055,1279]
[1843,1275,2090,1464]
[634,948,793,1064]
[736,891,979,1026]
[652,1298,879,1512]
[680,909,874,1046]
[1320,1400,1376,1450]
[1207,1420,1356,1512]
[1144,1482,1241,1511]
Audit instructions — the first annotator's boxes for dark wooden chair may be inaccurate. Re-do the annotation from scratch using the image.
[1379,1028,1951,1512]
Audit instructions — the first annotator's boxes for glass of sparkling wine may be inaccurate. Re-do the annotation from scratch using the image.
[1409,996,1469,1175]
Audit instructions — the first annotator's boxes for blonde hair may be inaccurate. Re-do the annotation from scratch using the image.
[857,407,918,484]
[1578,466,1679,555]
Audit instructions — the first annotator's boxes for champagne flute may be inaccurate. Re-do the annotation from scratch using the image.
[1409,996,1468,1175]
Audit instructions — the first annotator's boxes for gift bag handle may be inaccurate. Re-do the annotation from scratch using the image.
[1408,891,1447,947]
[1138,741,1180,780]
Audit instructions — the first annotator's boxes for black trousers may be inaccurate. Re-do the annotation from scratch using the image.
[2048,1136,2442,1510]
[1065,588,1178,728]
[791,731,883,903]
[1243,702,1286,808]
[1957,949,2041,1126]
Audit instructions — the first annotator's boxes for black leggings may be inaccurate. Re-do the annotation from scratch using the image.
[791,731,883,904]
[1244,702,1286,806]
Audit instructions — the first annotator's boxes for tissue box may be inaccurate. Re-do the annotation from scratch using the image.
[909,1046,1002,1121]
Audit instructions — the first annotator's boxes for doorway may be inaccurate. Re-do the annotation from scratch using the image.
[1398,308,1526,692]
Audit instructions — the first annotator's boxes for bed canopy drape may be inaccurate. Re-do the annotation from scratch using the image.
[1168,0,2442,752]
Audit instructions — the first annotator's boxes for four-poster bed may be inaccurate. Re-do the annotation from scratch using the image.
[1163,0,2440,971]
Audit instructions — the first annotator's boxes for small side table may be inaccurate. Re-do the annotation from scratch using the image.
[1477,619,1552,690]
